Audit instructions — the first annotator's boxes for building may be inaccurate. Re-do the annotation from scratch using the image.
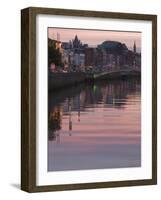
[84,48,97,66]
[98,40,128,54]
[84,40,141,70]
[62,35,88,52]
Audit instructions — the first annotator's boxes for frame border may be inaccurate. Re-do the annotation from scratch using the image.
[21,7,157,192]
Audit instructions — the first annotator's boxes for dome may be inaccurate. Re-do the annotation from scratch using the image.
[98,41,128,54]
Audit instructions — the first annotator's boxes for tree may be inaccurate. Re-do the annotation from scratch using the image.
[48,38,62,68]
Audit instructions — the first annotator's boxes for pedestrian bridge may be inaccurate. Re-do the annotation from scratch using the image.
[93,67,141,79]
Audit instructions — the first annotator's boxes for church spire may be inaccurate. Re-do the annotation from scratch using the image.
[133,41,136,53]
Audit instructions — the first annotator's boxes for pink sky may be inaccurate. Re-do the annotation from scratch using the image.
[48,28,141,51]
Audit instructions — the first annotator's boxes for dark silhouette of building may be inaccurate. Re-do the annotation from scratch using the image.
[85,40,141,69]
[98,40,128,54]
[62,35,88,52]
[85,48,97,66]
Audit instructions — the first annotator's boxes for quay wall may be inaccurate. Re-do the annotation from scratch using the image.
[48,72,87,90]
[48,71,141,90]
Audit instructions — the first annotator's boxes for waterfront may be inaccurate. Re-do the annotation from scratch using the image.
[48,78,141,171]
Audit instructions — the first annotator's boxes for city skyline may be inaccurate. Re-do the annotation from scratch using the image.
[48,28,141,52]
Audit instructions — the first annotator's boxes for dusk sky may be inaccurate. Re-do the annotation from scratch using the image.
[48,28,141,52]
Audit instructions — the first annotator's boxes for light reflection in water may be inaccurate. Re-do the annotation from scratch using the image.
[48,78,141,171]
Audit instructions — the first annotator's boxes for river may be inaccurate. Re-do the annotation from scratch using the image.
[48,78,141,171]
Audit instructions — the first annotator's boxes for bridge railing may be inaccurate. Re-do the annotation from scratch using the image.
[92,66,141,79]
[92,66,141,75]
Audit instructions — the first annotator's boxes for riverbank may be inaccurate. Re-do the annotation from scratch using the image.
[48,70,141,90]
[48,72,86,90]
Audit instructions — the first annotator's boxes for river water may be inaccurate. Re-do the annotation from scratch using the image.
[48,78,141,171]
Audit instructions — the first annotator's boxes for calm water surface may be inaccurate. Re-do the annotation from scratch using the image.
[48,78,141,171]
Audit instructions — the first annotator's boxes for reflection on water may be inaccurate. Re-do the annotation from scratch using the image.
[48,78,141,171]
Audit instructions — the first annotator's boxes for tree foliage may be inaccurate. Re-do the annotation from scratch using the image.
[48,38,62,67]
